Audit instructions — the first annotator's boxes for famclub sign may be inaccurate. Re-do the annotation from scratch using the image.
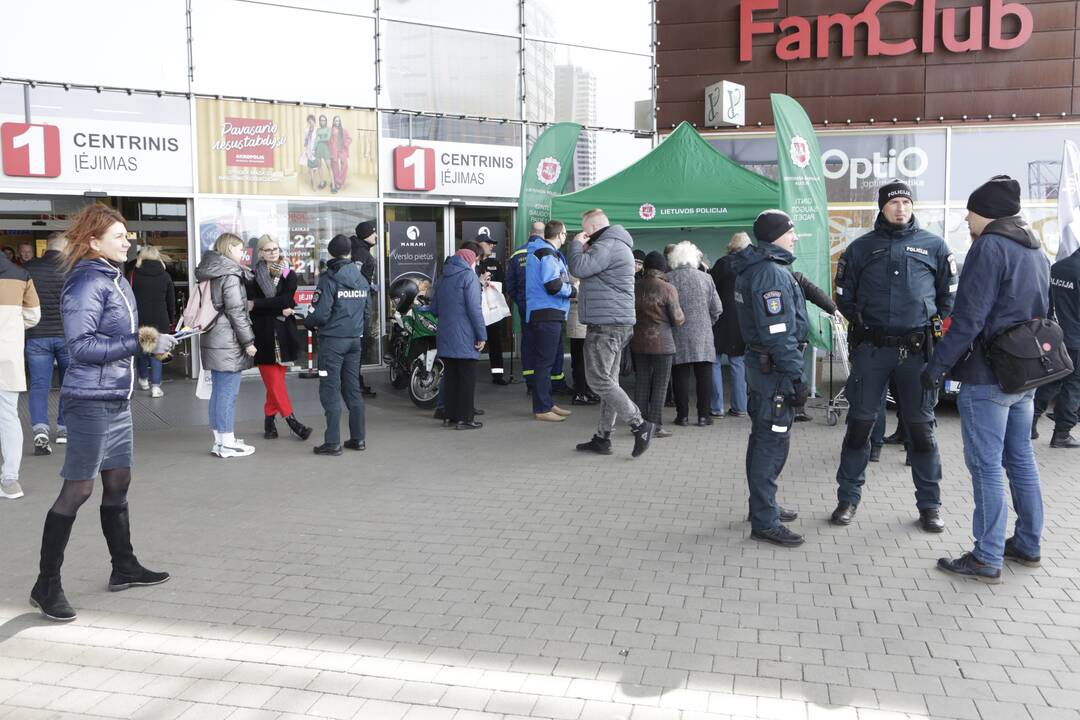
[740,0,1033,62]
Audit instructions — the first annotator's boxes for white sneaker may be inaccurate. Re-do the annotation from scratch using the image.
[150,385,164,398]
[214,441,255,458]
[55,428,67,444]
[138,378,150,391]
[0,480,24,500]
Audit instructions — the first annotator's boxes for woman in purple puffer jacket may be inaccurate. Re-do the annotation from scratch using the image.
[29,204,177,623]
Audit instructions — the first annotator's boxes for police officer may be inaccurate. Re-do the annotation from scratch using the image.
[304,234,370,456]
[734,210,809,547]
[1033,245,1080,447]
[352,220,378,398]
[831,181,956,531]
[476,232,509,385]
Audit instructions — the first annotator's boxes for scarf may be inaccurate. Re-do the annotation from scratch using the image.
[254,260,279,300]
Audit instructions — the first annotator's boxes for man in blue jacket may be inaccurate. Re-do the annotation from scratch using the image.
[1032,246,1080,448]
[924,175,1049,583]
[305,234,370,456]
[506,220,565,394]
[526,220,574,422]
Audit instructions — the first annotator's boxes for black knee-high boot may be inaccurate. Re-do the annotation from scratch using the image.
[100,504,170,592]
[30,511,77,622]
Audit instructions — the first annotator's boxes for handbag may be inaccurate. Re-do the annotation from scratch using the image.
[984,318,1074,393]
[195,367,213,400]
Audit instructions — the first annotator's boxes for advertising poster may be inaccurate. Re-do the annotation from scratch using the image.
[387,221,438,287]
[461,221,507,250]
[515,123,581,244]
[197,99,377,197]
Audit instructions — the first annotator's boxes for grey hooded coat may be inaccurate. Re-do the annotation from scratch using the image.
[195,251,255,373]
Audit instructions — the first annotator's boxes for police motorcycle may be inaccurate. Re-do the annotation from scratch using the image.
[385,277,442,408]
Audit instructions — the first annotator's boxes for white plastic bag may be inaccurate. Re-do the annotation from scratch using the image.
[195,368,213,400]
[481,281,511,326]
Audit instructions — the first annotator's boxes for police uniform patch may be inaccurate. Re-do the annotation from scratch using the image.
[947,254,957,275]
[734,290,744,304]
[311,288,321,305]
[762,290,783,316]
[835,258,847,282]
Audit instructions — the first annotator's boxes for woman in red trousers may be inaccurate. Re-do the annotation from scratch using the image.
[248,235,312,440]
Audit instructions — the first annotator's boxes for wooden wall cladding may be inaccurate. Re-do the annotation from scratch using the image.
[657,0,1080,129]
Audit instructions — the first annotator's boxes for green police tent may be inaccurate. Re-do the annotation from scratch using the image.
[549,122,780,261]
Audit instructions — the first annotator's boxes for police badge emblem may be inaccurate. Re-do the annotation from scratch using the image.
[763,290,783,316]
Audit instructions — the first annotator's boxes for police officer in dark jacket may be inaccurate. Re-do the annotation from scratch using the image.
[305,234,370,455]
[1033,247,1080,447]
[476,232,509,385]
[733,210,809,547]
[351,221,378,398]
[831,181,957,531]
[789,271,837,422]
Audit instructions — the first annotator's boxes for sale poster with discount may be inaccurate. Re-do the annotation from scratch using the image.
[197,99,377,198]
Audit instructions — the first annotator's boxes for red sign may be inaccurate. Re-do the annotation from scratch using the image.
[221,117,277,167]
[1,123,62,178]
[294,288,315,306]
[393,145,436,191]
[740,0,1033,62]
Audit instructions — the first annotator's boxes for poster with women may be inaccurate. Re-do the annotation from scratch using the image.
[196,99,377,197]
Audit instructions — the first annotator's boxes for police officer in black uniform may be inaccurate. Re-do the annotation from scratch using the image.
[1033,246,1080,447]
[351,221,378,398]
[831,181,957,531]
[476,232,509,385]
[733,210,809,547]
[305,234,371,456]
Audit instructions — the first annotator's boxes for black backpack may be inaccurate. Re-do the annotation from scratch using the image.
[985,318,1074,393]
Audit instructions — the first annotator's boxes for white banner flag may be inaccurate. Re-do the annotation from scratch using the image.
[1059,140,1080,259]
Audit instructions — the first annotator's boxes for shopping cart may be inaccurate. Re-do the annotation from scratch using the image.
[808,312,850,427]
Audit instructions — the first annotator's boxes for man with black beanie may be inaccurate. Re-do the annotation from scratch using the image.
[924,175,1049,583]
[351,221,378,398]
[830,180,956,533]
[732,210,808,547]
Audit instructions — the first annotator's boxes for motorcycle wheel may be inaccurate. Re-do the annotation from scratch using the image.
[389,359,409,389]
[409,356,443,408]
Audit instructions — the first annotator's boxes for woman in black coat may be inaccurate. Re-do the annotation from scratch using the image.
[248,235,312,440]
[130,246,176,397]
[708,233,751,416]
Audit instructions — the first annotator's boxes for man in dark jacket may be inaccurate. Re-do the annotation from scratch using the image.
[305,234,370,456]
[567,209,653,458]
[788,270,837,423]
[710,234,750,418]
[476,232,509,385]
[1032,247,1080,447]
[23,232,69,455]
[734,211,809,547]
[352,221,378,398]
[507,220,565,393]
[924,176,1049,583]
[831,181,956,532]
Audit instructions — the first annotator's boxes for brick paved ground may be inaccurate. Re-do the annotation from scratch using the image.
[1,372,1078,720]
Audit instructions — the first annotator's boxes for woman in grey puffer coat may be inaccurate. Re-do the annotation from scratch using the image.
[666,241,722,426]
[194,233,257,458]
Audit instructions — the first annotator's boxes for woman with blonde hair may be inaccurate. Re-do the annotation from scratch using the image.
[30,204,176,621]
[249,235,311,440]
[666,240,722,426]
[195,233,257,458]
[130,245,176,398]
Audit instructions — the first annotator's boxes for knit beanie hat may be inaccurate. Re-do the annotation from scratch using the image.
[328,234,352,258]
[877,180,913,209]
[967,175,1022,219]
[753,210,794,244]
[643,250,668,272]
[355,220,376,242]
[455,248,477,266]
[632,249,646,262]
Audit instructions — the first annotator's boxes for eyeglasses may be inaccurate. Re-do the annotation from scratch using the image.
[261,247,280,253]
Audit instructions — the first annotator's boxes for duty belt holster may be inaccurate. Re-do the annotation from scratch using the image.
[748,342,807,373]
[856,326,931,360]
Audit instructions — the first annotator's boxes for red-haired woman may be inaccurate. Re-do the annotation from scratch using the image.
[30,204,174,622]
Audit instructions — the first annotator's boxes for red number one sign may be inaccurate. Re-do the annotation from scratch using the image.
[393,146,435,191]
[1,123,62,178]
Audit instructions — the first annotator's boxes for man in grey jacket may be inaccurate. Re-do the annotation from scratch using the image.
[566,209,653,458]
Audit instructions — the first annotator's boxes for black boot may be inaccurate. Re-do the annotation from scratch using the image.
[1050,431,1080,449]
[284,414,313,440]
[100,504,170,592]
[264,415,279,439]
[1031,413,1041,440]
[29,511,77,621]
[576,433,613,455]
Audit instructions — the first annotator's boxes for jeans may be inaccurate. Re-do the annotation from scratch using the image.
[957,383,1043,568]
[25,336,69,432]
[530,320,563,413]
[0,390,22,482]
[137,353,163,385]
[584,324,642,434]
[209,370,243,434]
[710,354,747,413]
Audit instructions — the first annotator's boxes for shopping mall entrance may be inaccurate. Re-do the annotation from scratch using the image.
[0,193,195,378]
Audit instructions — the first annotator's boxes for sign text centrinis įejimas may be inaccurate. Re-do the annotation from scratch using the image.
[740,0,1033,62]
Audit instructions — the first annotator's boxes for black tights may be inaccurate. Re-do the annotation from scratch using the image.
[50,468,131,517]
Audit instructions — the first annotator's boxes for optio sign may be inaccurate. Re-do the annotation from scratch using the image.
[822,147,929,190]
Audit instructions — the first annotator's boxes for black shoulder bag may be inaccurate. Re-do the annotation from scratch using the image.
[984,318,1074,393]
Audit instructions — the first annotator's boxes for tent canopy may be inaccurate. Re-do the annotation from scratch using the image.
[550,122,779,232]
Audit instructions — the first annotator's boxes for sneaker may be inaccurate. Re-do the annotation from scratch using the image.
[1003,537,1041,567]
[0,480,24,500]
[793,410,812,423]
[631,420,654,458]
[745,507,799,523]
[33,431,51,456]
[138,378,150,391]
[313,443,343,455]
[750,524,805,547]
[343,439,366,451]
[214,441,255,458]
[727,408,747,418]
[55,428,67,445]
[937,552,1002,583]
[655,426,673,438]
[572,393,598,406]
[576,434,613,455]
[150,385,164,398]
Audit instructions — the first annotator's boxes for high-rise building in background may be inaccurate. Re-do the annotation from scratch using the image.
[556,65,597,190]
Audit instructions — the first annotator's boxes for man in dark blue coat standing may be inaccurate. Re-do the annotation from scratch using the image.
[924,175,1049,582]
[831,181,956,532]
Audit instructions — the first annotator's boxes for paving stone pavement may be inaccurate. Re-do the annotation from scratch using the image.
[1,373,1078,720]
